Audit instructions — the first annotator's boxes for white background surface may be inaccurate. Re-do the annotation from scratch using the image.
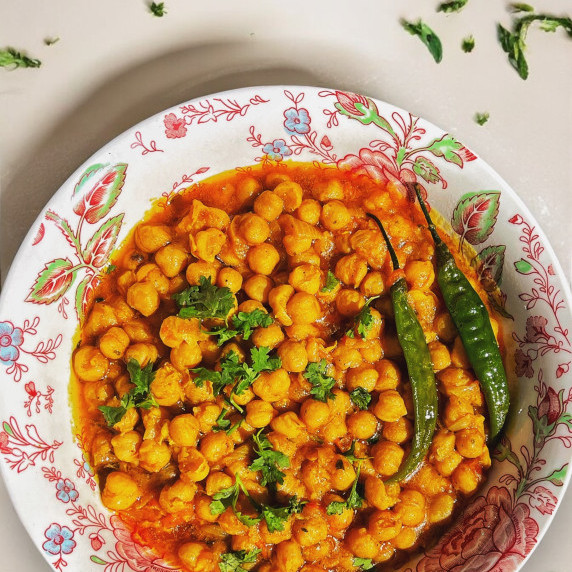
[0,1,570,570]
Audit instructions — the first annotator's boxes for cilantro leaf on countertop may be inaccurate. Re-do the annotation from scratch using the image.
[99,359,158,426]
[350,387,372,410]
[0,48,41,69]
[149,2,166,17]
[401,19,443,63]
[510,3,534,13]
[303,359,337,402]
[462,35,475,52]
[173,275,234,320]
[249,430,290,489]
[219,549,261,572]
[44,37,60,46]
[437,0,469,13]
[321,270,340,292]
[474,112,490,125]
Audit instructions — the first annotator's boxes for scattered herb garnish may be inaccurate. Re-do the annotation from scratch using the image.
[249,430,290,489]
[350,387,372,410]
[98,360,158,426]
[260,496,305,533]
[303,359,336,402]
[149,2,166,17]
[474,112,490,125]
[347,297,377,339]
[209,309,273,345]
[105,264,117,274]
[401,19,443,63]
[510,3,534,13]
[326,465,364,514]
[437,0,469,13]
[210,475,260,526]
[213,408,243,435]
[173,276,234,320]
[342,440,370,463]
[219,549,261,572]
[353,557,375,570]
[321,271,340,293]
[0,48,41,69]
[462,35,475,52]
[44,37,60,46]
[497,12,572,79]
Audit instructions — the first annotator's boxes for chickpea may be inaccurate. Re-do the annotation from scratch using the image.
[404,260,435,290]
[292,516,328,547]
[134,224,171,253]
[392,527,417,550]
[324,493,354,530]
[205,471,233,497]
[345,527,378,559]
[169,414,200,447]
[247,243,280,275]
[289,264,322,295]
[113,407,139,434]
[126,282,160,317]
[253,368,291,402]
[347,411,378,440]
[244,274,273,302]
[252,323,285,349]
[456,428,486,459]
[123,319,153,343]
[335,289,365,317]
[254,190,284,221]
[271,411,306,439]
[111,431,142,464]
[199,431,234,464]
[178,542,215,572]
[138,440,171,473]
[364,475,397,510]
[116,270,136,295]
[312,179,345,201]
[124,342,158,367]
[373,390,407,422]
[300,399,331,432]
[136,264,170,296]
[278,340,308,373]
[194,493,219,522]
[360,271,385,297]
[346,366,378,392]
[394,490,426,527]
[101,471,141,510]
[273,181,304,212]
[154,243,188,278]
[190,228,226,262]
[333,346,363,370]
[237,299,266,314]
[193,402,222,433]
[159,479,197,513]
[185,260,220,286]
[296,199,321,225]
[429,340,452,371]
[409,464,449,496]
[170,341,202,371]
[73,346,109,381]
[289,251,321,267]
[322,416,348,442]
[434,311,457,342]
[321,200,351,230]
[335,254,368,288]
[451,336,471,368]
[245,400,276,428]
[274,540,304,572]
[383,417,413,444]
[99,327,130,360]
[368,510,402,542]
[238,213,271,245]
[217,267,243,293]
[434,451,463,477]
[283,235,313,256]
[331,455,357,490]
[178,447,210,482]
[287,292,321,325]
[428,493,455,523]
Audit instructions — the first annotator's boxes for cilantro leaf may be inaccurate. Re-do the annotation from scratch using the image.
[149,2,166,17]
[173,276,234,319]
[510,3,534,13]
[474,112,490,125]
[353,557,375,570]
[303,359,336,402]
[44,37,60,46]
[98,359,158,426]
[437,0,468,13]
[0,48,41,69]
[260,496,305,533]
[321,271,340,293]
[401,19,443,63]
[208,325,240,346]
[105,264,117,274]
[249,430,290,489]
[347,298,377,339]
[462,35,475,52]
[213,408,243,435]
[210,475,261,526]
[219,549,261,572]
[342,440,370,463]
[350,387,372,410]
[326,465,363,514]
[232,309,273,340]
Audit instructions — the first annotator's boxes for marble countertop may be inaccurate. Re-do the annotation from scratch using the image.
[1,1,570,570]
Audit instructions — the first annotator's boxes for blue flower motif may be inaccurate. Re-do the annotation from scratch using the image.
[262,139,293,161]
[0,321,23,367]
[283,107,311,135]
[56,478,79,503]
[43,523,76,555]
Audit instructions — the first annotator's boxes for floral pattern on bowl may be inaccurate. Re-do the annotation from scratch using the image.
[0,85,570,572]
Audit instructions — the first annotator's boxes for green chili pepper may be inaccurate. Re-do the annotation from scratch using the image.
[413,184,509,441]
[367,213,438,483]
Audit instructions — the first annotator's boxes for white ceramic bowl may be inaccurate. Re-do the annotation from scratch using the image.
[1,86,571,572]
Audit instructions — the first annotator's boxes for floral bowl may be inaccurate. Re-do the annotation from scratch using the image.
[0,85,571,572]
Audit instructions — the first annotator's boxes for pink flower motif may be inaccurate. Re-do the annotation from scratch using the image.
[515,349,534,378]
[525,315,549,342]
[537,386,562,425]
[163,113,187,139]
[556,362,570,378]
[334,90,375,117]
[0,432,11,454]
[0,321,24,367]
[24,381,37,397]
[417,486,539,572]
[529,486,557,515]
[89,532,104,551]
[509,214,524,225]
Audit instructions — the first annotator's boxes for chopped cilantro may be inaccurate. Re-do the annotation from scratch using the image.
[437,0,469,13]
[0,48,41,69]
[462,35,475,52]
[44,37,60,46]
[209,476,260,526]
[173,276,234,320]
[474,112,490,125]
[149,2,166,17]
[401,19,443,63]
[219,549,261,572]
[260,496,305,533]
[510,3,534,13]
[326,465,364,514]
[347,298,377,339]
[342,440,370,463]
[249,430,290,489]
[98,359,158,426]
[321,271,340,292]
[213,408,243,435]
[350,387,372,410]
[353,557,375,570]
[303,359,336,402]
[209,309,273,346]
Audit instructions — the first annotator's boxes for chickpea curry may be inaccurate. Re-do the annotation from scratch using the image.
[72,163,508,572]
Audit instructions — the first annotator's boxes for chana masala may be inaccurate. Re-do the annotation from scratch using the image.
[71,163,505,572]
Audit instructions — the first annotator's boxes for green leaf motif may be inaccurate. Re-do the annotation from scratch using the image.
[544,464,567,487]
[492,436,522,471]
[473,244,506,289]
[514,258,534,274]
[451,191,501,246]
[3,421,13,436]
[44,210,82,253]
[83,214,124,268]
[412,156,442,185]
[26,258,77,304]
[426,134,465,166]
[75,274,96,322]
[90,555,108,565]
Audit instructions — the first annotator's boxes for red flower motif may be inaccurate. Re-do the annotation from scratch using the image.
[509,214,524,225]
[89,532,104,551]
[334,90,372,117]
[0,432,11,454]
[418,486,539,572]
[25,382,38,397]
[163,113,187,139]
[525,315,549,342]
[556,362,570,378]
[515,349,534,378]
[529,486,557,515]
[537,386,562,425]
[320,135,332,150]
